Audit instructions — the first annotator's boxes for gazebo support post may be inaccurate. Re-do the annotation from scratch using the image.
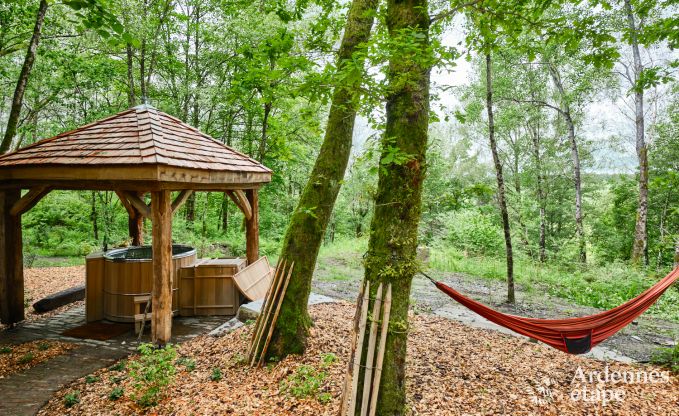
[245,189,259,264]
[0,189,24,325]
[151,190,173,345]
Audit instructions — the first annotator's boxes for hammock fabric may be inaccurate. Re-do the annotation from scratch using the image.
[429,266,679,354]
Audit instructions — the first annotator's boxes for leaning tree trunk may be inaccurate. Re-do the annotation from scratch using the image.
[486,52,515,303]
[358,1,431,412]
[265,0,378,358]
[625,0,648,265]
[549,64,586,263]
[0,0,48,154]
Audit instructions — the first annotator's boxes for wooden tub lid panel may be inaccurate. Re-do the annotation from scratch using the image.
[232,256,273,301]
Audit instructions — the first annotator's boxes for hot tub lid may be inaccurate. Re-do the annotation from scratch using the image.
[104,245,196,262]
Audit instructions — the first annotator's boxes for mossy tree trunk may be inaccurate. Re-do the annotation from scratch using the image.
[266,0,378,358]
[358,0,431,413]
[486,52,515,303]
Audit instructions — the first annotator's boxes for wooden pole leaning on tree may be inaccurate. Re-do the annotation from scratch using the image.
[339,282,392,416]
[248,259,285,365]
[248,260,294,367]
[340,280,370,416]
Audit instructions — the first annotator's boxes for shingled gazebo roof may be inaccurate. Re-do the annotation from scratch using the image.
[0,105,271,190]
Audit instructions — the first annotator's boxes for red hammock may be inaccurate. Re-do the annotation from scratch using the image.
[427,266,679,354]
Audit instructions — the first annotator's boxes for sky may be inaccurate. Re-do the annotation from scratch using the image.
[349,14,678,176]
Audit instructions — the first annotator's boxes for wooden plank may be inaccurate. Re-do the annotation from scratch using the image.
[10,186,50,216]
[233,256,272,301]
[226,190,252,220]
[368,284,392,416]
[171,189,193,213]
[151,190,173,345]
[33,285,85,313]
[245,189,259,265]
[257,261,294,367]
[342,280,370,416]
[360,283,383,416]
[122,190,151,218]
[249,259,285,365]
[85,252,105,322]
[0,190,23,326]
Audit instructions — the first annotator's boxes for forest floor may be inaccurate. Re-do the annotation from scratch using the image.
[312,250,679,362]
[38,303,678,415]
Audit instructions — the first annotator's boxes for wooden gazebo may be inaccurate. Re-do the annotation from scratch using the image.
[0,104,271,343]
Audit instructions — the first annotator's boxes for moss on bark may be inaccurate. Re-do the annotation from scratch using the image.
[358,1,431,413]
[266,0,378,359]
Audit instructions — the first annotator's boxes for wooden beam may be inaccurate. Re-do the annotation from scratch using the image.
[10,186,50,216]
[116,190,145,245]
[226,189,252,220]
[120,190,151,218]
[171,190,193,214]
[245,189,259,264]
[0,190,24,325]
[151,190,173,345]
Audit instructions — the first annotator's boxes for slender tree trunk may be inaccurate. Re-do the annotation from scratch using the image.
[91,191,99,241]
[259,102,271,161]
[266,0,378,358]
[549,64,586,263]
[486,52,515,303]
[530,125,547,262]
[220,193,228,233]
[1,0,48,154]
[126,43,136,107]
[625,0,648,265]
[185,193,196,223]
[674,237,679,269]
[358,0,431,410]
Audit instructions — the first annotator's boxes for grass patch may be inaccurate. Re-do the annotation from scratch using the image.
[430,246,679,322]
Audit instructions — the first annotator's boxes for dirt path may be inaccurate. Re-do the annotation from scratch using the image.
[312,253,679,362]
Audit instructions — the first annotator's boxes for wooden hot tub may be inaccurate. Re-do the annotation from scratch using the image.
[86,245,196,323]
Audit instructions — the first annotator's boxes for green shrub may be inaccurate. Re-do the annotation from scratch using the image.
[18,352,34,364]
[63,391,80,408]
[109,386,124,401]
[128,343,177,408]
[650,344,679,374]
[0,346,11,354]
[176,357,196,372]
[210,367,222,381]
[85,375,100,384]
[37,342,50,351]
[280,356,335,404]
[444,209,504,256]
[109,359,126,372]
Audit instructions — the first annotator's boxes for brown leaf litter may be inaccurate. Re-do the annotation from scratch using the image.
[39,303,678,415]
[0,340,77,379]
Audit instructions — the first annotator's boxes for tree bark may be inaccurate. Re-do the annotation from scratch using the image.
[529,123,547,262]
[1,0,48,154]
[266,0,378,358]
[151,190,172,345]
[548,64,586,263]
[625,0,648,266]
[674,237,679,269]
[357,1,431,413]
[486,52,515,303]
[126,43,136,107]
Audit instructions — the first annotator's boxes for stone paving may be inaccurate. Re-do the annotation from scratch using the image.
[0,305,227,416]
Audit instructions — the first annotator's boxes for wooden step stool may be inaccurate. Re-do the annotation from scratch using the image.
[134,295,151,335]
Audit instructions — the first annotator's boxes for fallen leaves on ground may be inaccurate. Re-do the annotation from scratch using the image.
[0,266,86,331]
[39,303,678,415]
[0,340,77,379]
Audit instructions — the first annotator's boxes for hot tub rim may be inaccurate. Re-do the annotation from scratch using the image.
[103,244,196,263]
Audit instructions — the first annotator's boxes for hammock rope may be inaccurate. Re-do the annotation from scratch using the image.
[421,267,679,354]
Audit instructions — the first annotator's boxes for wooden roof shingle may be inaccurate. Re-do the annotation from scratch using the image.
[0,105,272,190]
